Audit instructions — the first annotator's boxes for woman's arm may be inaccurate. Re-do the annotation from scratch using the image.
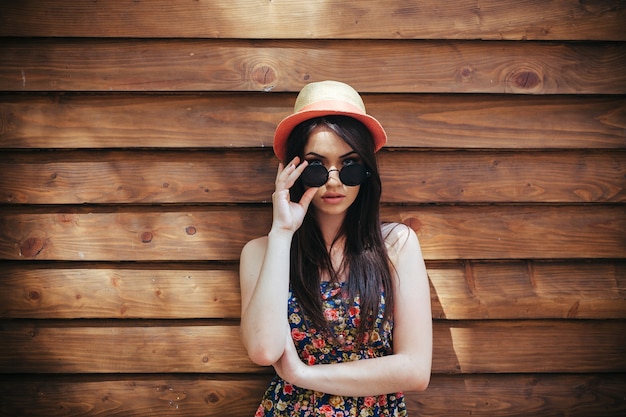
[239,159,318,366]
[273,224,432,396]
[239,232,292,366]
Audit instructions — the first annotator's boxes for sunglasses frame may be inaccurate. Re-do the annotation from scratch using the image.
[300,163,371,187]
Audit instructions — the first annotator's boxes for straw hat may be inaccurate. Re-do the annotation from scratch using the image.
[273,80,387,161]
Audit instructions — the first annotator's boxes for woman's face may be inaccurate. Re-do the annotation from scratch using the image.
[302,126,362,219]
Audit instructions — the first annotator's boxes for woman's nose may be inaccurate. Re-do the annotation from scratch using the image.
[326,168,340,184]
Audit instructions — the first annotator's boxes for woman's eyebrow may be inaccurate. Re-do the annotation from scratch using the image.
[340,151,359,158]
[304,151,325,159]
[304,151,358,159]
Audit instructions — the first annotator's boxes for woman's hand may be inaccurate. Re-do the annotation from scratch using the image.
[271,157,318,234]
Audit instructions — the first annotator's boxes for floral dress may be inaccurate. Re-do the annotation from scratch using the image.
[255,281,407,417]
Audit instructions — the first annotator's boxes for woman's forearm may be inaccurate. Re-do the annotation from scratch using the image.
[284,351,431,397]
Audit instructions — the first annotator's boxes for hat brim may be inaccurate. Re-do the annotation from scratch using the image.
[273,106,387,162]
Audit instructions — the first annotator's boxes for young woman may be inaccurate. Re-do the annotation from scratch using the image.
[240,80,432,416]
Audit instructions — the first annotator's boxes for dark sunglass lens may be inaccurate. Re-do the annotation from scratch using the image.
[301,165,328,187]
[339,164,370,186]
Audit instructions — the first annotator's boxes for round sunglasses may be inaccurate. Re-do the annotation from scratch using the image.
[300,163,371,187]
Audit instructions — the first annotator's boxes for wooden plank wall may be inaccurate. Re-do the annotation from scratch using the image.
[0,1,625,415]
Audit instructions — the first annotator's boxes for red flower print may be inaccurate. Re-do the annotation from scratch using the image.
[291,328,306,341]
[324,308,339,321]
[313,338,326,349]
[319,404,334,416]
[283,383,294,395]
[364,396,376,407]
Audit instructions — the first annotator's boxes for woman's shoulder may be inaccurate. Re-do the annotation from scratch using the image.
[381,222,415,243]
[381,222,418,262]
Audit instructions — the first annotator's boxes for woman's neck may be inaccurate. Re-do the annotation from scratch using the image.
[315,212,345,247]
[315,213,348,282]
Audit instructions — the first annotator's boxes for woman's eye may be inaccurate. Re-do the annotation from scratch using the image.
[307,159,323,166]
[343,158,359,166]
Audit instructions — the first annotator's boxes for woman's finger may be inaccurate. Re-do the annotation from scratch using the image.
[298,185,318,210]
[276,157,308,190]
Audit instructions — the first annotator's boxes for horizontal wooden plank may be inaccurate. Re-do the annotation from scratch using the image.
[0,322,257,374]
[381,150,626,203]
[1,375,270,417]
[0,320,624,374]
[0,205,624,261]
[1,94,624,149]
[1,260,624,320]
[1,150,624,204]
[0,150,275,205]
[1,0,624,41]
[0,264,242,320]
[0,375,271,417]
[0,208,263,262]
[428,260,626,320]
[434,320,626,373]
[1,373,624,417]
[1,39,624,94]
[390,205,626,260]
[0,150,276,205]
[407,373,626,417]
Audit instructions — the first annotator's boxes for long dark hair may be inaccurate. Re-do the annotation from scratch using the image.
[285,115,394,343]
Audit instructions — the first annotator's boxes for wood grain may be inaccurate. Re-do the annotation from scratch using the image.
[0,321,257,374]
[3,149,623,204]
[428,260,626,320]
[1,94,624,149]
[0,207,268,262]
[405,373,626,417]
[0,264,242,319]
[1,0,624,41]
[0,320,624,374]
[1,39,624,93]
[0,373,623,417]
[1,260,623,320]
[387,205,626,260]
[0,150,277,204]
[1,375,271,417]
[0,205,624,261]
[380,150,626,203]
[0,374,626,417]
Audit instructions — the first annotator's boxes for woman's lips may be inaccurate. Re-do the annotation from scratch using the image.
[321,193,345,204]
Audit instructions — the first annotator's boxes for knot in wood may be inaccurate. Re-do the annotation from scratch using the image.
[19,237,45,258]
[506,66,543,93]
[459,65,475,80]
[141,232,153,243]
[205,392,220,404]
[250,62,277,90]
[513,70,541,89]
